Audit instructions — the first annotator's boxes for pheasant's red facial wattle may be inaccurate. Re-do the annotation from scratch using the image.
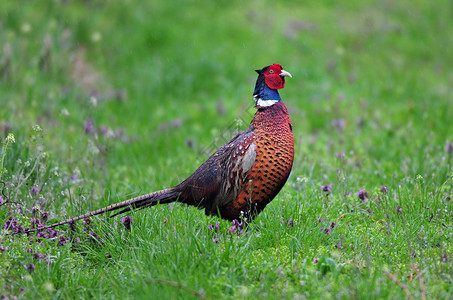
[263,64,286,90]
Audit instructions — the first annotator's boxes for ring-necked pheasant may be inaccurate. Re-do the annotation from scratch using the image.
[29,63,294,231]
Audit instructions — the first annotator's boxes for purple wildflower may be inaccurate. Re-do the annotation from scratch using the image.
[70,172,80,183]
[99,125,110,136]
[25,263,35,273]
[207,223,220,231]
[335,152,346,160]
[331,118,346,133]
[30,186,40,195]
[335,243,342,249]
[84,118,96,134]
[313,258,319,264]
[321,222,335,235]
[30,218,42,229]
[33,252,45,260]
[37,231,49,239]
[121,215,134,230]
[212,234,220,244]
[41,211,49,222]
[47,228,56,235]
[31,206,39,216]
[356,190,368,201]
[83,217,92,227]
[89,231,101,240]
[320,184,333,193]
[282,219,296,227]
[316,217,324,223]
[380,186,389,194]
[3,216,13,229]
[16,224,24,233]
[4,216,23,233]
[0,245,8,252]
[445,193,451,201]
[58,234,68,246]
[228,219,245,235]
[0,195,3,203]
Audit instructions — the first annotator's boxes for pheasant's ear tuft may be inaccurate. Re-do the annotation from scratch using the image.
[255,65,270,74]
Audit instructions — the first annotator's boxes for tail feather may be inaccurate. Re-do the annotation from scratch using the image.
[25,188,180,233]
[109,188,179,217]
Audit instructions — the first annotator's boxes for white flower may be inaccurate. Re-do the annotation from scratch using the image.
[91,32,102,42]
[21,23,31,33]
[60,108,70,116]
[6,133,15,143]
[296,176,308,184]
[90,96,98,107]
[32,125,42,132]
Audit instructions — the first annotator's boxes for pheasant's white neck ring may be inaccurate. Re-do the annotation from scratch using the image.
[256,98,280,107]
[254,95,280,107]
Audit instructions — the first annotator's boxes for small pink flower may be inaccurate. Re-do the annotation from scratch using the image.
[320,184,333,193]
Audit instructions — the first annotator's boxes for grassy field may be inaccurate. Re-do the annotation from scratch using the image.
[1,0,453,298]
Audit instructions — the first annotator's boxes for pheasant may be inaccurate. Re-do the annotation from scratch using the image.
[28,63,294,231]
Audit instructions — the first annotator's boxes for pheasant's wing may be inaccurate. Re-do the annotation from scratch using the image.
[215,128,257,207]
[177,126,257,214]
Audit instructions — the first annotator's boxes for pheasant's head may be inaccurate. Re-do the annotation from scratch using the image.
[253,64,292,107]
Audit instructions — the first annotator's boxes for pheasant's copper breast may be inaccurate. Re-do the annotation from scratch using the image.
[218,101,294,220]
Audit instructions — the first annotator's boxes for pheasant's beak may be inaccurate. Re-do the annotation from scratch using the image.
[279,69,292,78]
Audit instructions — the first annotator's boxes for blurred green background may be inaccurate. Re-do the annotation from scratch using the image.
[1,1,452,191]
[1,0,452,298]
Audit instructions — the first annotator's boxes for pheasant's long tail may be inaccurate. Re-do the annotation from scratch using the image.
[25,188,180,233]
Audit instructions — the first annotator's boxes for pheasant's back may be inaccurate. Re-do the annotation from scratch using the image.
[218,101,294,220]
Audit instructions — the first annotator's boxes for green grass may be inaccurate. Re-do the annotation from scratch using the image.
[1,0,453,298]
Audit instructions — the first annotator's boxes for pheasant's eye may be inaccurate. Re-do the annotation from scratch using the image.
[268,69,274,74]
